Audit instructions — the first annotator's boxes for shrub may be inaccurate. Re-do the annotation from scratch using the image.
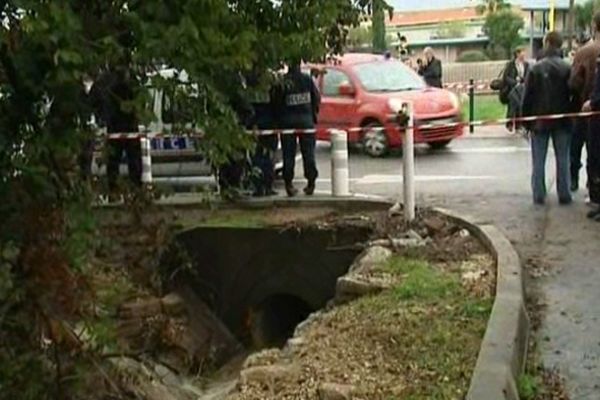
[456,50,490,63]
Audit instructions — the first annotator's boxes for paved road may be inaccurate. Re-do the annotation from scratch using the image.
[285,134,600,399]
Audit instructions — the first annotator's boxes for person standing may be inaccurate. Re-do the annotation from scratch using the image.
[502,47,529,132]
[90,66,141,193]
[521,32,574,205]
[279,62,320,197]
[582,54,600,220]
[420,47,442,88]
[569,13,600,193]
[247,74,279,197]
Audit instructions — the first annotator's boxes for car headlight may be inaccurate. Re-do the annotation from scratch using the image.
[449,92,460,110]
[388,98,406,113]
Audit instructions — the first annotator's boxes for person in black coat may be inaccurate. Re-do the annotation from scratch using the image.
[521,32,574,205]
[502,47,530,132]
[89,66,141,193]
[279,61,320,197]
[420,47,442,88]
[246,72,279,197]
[582,53,600,219]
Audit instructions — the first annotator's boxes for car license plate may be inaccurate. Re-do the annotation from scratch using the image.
[151,137,194,151]
[423,118,455,128]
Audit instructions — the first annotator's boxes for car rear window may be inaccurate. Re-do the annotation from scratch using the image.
[353,61,425,92]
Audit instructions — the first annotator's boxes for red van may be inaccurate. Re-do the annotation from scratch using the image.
[311,53,463,157]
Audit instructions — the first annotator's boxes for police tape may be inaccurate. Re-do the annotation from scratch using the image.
[104,109,600,140]
[444,80,491,90]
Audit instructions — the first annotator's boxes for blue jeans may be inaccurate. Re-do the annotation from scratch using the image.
[531,128,572,204]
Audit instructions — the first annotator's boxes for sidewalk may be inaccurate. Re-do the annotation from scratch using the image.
[534,202,600,399]
[463,124,515,138]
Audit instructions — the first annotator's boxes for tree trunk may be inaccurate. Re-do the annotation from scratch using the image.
[372,0,386,52]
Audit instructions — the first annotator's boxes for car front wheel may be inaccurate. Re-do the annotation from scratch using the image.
[362,122,389,157]
[427,139,452,150]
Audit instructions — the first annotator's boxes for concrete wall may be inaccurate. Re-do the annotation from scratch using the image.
[173,226,370,341]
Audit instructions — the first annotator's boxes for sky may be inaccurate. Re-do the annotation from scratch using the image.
[387,0,577,12]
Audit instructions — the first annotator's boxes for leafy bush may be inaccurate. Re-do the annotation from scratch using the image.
[456,50,490,63]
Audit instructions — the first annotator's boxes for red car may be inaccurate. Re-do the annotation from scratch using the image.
[310,53,463,157]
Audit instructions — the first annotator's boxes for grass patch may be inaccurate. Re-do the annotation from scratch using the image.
[348,256,492,399]
[462,94,505,122]
[385,257,460,301]
[518,373,541,400]
[196,210,270,228]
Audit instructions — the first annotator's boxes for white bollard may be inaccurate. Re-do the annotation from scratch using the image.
[140,137,153,184]
[330,129,350,197]
[402,102,416,222]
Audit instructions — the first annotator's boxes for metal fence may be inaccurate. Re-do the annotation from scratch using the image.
[444,60,506,86]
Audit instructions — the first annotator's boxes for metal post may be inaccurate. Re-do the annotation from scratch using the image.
[530,10,535,58]
[330,129,350,197]
[140,137,153,184]
[469,78,475,134]
[402,102,415,222]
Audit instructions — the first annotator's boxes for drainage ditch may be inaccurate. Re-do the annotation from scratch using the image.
[170,224,371,357]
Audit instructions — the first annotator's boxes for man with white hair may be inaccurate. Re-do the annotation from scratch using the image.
[420,47,443,88]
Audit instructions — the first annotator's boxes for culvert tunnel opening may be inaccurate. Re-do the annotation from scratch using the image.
[169,224,372,360]
[246,294,315,349]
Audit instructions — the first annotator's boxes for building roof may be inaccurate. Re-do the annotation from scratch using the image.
[387,0,579,12]
[518,0,570,10]
[386,7,482,27]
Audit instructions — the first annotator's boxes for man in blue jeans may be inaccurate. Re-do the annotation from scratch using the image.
[522,32,575,205]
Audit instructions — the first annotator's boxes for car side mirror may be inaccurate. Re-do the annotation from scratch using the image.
[338,82,355,97]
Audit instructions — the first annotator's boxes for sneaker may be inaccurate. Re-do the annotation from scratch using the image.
[265,188,278,197]
[303,181,316,196]
[285,183,298,197]
[559,198,573,205]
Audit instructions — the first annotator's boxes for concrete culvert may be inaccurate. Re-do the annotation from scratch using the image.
[248,294,315,349]
[165,224,371,359]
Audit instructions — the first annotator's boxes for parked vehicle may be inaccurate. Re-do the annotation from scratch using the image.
[310,53,463,157]
[93,69,284,182]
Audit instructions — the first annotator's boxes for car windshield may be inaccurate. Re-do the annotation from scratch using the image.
[353,61,425,92]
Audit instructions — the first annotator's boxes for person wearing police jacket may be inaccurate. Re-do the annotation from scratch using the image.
[246,72,279,197]
[279,61,321,197]
[89,65,142,193]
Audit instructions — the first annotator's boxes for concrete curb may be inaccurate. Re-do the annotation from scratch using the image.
[151,193,394,212]
[434,207,529,400]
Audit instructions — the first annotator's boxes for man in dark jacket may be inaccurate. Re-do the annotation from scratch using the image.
[90,66,141,192]
[521,31,574,205]
[246,73,279,197]
[583,55,600,220]
[279,62,320,197]
[420,47,442,88]
[569,12,600,193]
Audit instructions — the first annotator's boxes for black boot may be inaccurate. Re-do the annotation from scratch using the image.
[285,182,298,197]
[571,176,579,192]
[303,180,316,196]
[586,207,600,219]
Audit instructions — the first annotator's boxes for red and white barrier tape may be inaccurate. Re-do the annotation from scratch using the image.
[444,80,491,90]
[104,110,600,140]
